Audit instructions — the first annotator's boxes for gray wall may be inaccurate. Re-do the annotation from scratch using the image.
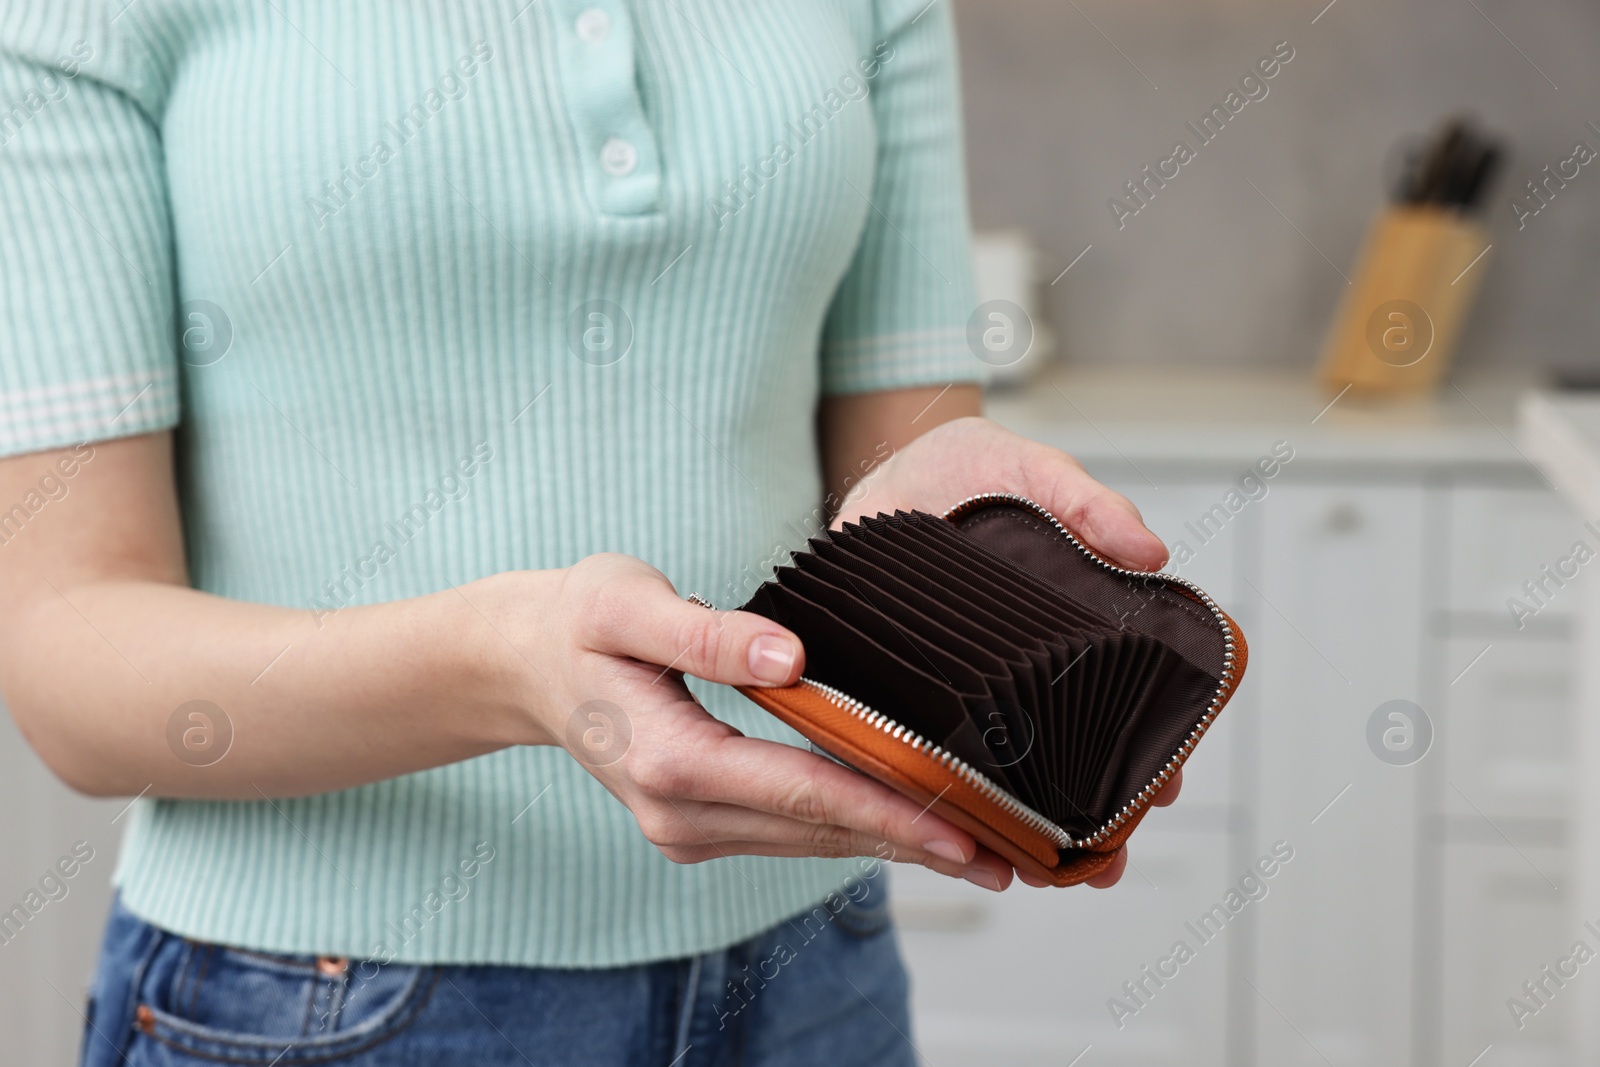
[953,0,1600,377]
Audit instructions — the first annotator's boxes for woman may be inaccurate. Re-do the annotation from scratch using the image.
[0,2,1174,1063]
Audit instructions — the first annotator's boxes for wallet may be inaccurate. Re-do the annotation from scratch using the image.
[715,493,1246,887]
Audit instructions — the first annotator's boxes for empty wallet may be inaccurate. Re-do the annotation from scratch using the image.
[711,493,1247,887]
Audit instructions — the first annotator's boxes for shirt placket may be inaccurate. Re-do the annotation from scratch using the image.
[548,0,663,216]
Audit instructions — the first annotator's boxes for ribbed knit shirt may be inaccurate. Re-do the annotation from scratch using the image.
[0,0,980,967]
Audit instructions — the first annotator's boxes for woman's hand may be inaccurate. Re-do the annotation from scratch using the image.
[837,414,1168,571]
[825,411,1183,888]
[494,553,1017,890]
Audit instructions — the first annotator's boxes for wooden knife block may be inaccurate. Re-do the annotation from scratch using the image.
[1316,205,1489,395]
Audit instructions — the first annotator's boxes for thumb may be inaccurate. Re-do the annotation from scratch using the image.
[1068,488,1169,572]
[1011,441,1166,570]
[595,573,806,688]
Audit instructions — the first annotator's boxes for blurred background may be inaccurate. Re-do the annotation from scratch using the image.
[891,1,1600,1066]
[955,0,1600,377]
[7,0,1600,1063]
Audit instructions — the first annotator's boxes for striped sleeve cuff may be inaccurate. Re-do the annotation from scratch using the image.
[0,368,180,456]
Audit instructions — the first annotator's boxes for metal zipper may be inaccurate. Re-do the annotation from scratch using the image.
[689,492,1239,852]
[792,677,1076,849]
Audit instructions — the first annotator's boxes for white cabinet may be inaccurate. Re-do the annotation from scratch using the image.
[1250,485,1426,1067]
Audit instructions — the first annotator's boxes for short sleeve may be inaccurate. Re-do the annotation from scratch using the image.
[820,0,982,397]
[0,5,177,457]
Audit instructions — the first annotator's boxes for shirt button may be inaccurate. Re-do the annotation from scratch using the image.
[575,8,612,46]
[600,137,638,177]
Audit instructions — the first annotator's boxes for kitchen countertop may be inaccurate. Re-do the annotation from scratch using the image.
[1520,391,1600,520]
[984,365,1548,477]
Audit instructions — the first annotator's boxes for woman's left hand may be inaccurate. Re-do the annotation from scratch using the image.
[834,414,1167,571]
[833,414,1182,888]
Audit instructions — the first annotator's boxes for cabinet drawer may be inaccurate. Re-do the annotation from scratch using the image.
[1441,637,1574,821]
[1437,840,1571,1067]
[1446,487,1584,621]
[894,828,1235,1067]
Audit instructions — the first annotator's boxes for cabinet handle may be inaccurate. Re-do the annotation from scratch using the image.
[1324,501,1363,534]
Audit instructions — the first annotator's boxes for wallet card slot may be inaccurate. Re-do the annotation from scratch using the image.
[819,532,1059,649]
[775,566,991,699]
[791,553,1044,791]
[840,518,1099,639]
[1085,642,1178,820]
[870,514,1120,636]
[771,567,1034,799]
[806,539,1040,657]
[1075,633,1151,823]
[792,553,1010,672]
[1052,631,1101,834]
[1035,635,1085,828]
[743,582,997,772]
[894,512,1123,632]
[1095,648,1220,819]
[801,543,1055,788]
[1062,631,1126,829]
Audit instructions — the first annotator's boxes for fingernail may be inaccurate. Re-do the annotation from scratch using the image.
[963,869,1003,892]
[924,839,968,864]
[748,635,796,684]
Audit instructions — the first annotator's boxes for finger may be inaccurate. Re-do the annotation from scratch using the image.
[582,558,804,687]
[1085,848,1129,888]
[658,830,1013,887]
[667,733,981,864]
[1151,767,1183,807]
[650,801,1012,888]
[954,844,1015,892]
[1015,869,1053,888]
[641,798,907,857]
[667,838,1013,890]
[639,797,1009,882]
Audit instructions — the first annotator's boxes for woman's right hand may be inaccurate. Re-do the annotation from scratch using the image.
[491,552,1015,890]
[0,433,1004,890]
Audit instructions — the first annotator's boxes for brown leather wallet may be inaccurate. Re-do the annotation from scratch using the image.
[716,493,1246,887]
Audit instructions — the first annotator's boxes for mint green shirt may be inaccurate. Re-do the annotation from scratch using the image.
[0,0,979,966]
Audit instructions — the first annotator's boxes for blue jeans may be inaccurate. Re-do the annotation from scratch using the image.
[80,892,917,1066]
